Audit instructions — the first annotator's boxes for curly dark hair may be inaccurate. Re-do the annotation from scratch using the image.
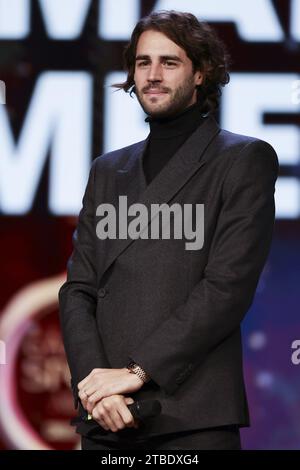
[112,10,231,114]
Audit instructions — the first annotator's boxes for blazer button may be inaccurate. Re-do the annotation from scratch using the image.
[98,287,107,298]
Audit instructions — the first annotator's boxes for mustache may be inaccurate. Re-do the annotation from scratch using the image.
[142,85,170,93]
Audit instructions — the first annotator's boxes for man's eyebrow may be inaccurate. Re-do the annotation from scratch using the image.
[135,54,183,62]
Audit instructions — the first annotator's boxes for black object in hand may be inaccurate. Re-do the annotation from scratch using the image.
[127,399,161,420]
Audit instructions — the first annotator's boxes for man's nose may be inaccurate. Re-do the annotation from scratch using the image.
[147,63,163,82]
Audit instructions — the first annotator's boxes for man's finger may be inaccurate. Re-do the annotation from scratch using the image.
[92,407,113,432]
[122,397,139,428]
[78,368,100,389]
[78,375,91,390]
[106,406,127,431]
[82,397,88,409]
[123,397,139,429]
[87,390,104,407]
[93,396,139,432]
[78,388,89,401]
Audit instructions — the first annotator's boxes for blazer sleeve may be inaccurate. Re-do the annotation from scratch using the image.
[127,139,279,395]
[58,159,110,409]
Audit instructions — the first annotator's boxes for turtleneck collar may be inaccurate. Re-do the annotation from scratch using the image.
[145,102,206,139]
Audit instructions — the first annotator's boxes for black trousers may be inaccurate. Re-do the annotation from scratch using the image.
[81,425,241,450]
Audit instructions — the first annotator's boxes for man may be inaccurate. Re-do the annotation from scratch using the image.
[58,10,279,450]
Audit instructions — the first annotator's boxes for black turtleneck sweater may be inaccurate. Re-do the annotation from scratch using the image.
[143,102,205,185]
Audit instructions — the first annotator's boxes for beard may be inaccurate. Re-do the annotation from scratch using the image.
[135,75,197,119]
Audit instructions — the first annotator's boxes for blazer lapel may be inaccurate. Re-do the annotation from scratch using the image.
[100,115,220,279]
[115,137,149,209]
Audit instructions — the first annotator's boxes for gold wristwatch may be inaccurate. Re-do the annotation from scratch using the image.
[127,361,151,383]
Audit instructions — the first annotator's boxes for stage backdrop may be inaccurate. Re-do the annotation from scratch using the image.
[0,0,300,450]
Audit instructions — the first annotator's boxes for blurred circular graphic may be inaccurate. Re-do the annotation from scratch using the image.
[255,371,274,389]
[248,331,267,350]
[0,274,80,450]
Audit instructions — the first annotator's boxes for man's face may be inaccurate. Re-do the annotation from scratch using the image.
[133,30,203,118]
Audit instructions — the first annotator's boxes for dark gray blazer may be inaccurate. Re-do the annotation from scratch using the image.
[58,115,279,439]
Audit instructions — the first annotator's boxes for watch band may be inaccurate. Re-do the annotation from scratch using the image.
[127,361,151,383]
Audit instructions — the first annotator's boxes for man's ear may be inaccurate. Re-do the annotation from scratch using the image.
[195,72,204,86]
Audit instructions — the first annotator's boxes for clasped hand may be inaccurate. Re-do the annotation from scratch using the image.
[77,367,144,432]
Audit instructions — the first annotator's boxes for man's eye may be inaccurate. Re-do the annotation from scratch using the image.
[164,61,177,67]
[137,61,149,67]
